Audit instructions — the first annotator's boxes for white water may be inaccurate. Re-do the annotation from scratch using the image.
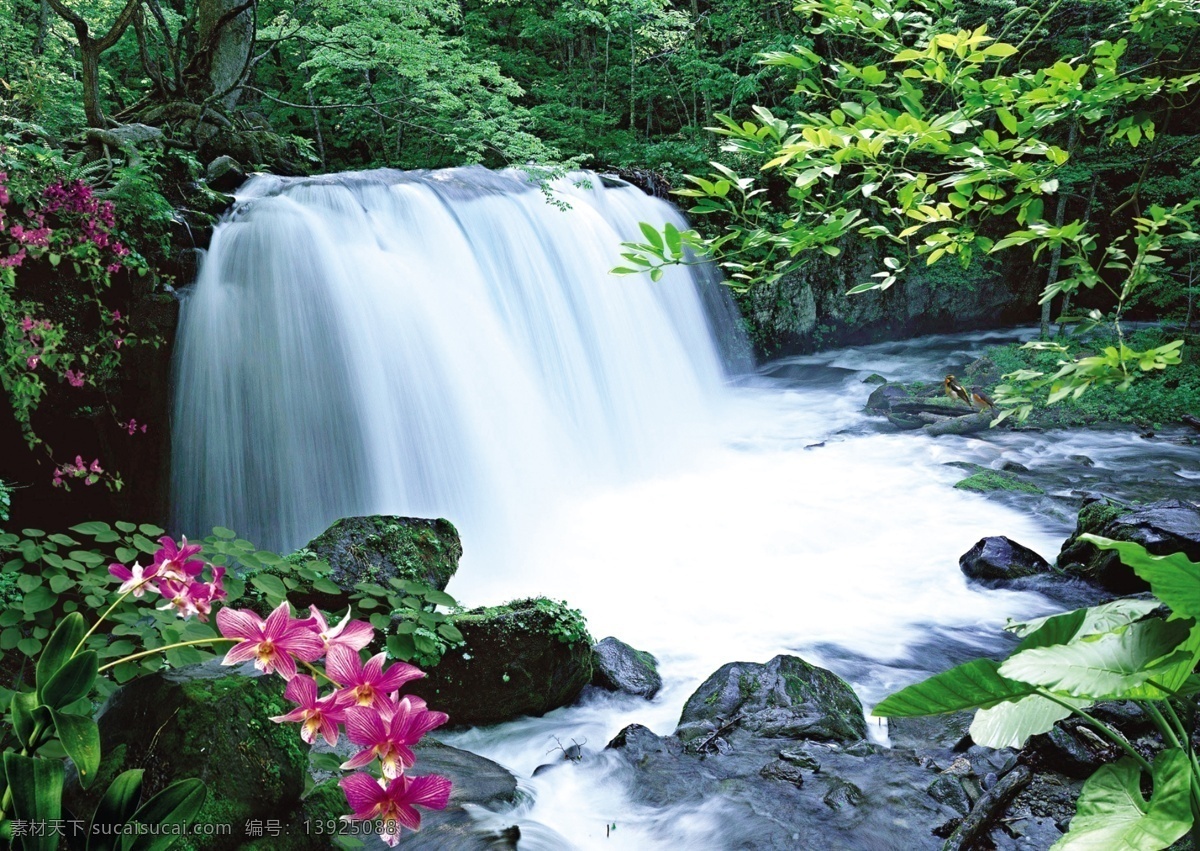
[172,169,1191,848]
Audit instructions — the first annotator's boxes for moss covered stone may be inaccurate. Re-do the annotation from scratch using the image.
[592,636,662,699]
[408,597,593,726]
[67,660,310,851]
[297,515,462,604]
[954,470,1045,495]
[676,655,867,744]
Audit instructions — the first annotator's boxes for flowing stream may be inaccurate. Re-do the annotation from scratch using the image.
[172,168,1200,848]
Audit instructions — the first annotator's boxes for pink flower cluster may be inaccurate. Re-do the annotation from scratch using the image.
[106,538,453,841]
[108,536,227,621]
[119,417,148,435]
[52,455,103,489]
[215,603,451,843]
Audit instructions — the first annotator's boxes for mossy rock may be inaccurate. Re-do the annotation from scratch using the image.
[954,470,1045,495]
[676,655,867,744]
[407,597,593,726]
[66,660,309,851]
[592,636,662,699]
[1058,496,1200,594]
[289,515,462,610]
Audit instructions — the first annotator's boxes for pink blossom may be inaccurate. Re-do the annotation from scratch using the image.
[26,356,38,370]
[217,601,324,679]
[325,646,424,711]
[0,248,27,267]
[114,337,123,349]
[341,698,448,780]
[109,561,157,598]
[106,263,121,274]
[269,675,351,746]
[20,316,33,332]
[305,606,374,655]
[152,536,205,583]
[339,772,451,844]
[65,370,85,387]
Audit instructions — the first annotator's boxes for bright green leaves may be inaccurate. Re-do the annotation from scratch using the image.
[1053,751,1193,850]
[614,221,704,282]
[118,778,207,851]
[969,693,1086,749]
[873,658,1034,716]
[35,612,86,698]
[1082,535,1200,618]
[89,770,145,851]
[999,618,1190,700]
[40,650,99,710]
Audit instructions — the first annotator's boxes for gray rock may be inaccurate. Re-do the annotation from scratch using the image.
[928,775,972,816]
[960,536,1052,582]
[676,655,868,744]
[760,760,806,786]
[1058,496,1200,593]
[591,636,662,698]
[87,123,163,147]
[205,154,247,193]
[408,597,593,726]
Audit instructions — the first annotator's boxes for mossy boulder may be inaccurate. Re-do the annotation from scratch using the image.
[676,655,867,744]
[951,463,1045,495]
[407,597,593,726]
[960,536,1052,583]
[591,636,662,699]
[1058,496,1200,593]
[290,516,461,610]
[65,660,310,851]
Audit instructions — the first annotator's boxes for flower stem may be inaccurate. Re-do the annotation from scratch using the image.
[74,577,153,657]
[300,658,338,686]
[99,637,238,673]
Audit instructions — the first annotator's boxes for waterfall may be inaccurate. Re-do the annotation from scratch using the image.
[171,167,748,553]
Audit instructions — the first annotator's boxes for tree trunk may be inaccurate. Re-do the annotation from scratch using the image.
[1040,120,1078,336]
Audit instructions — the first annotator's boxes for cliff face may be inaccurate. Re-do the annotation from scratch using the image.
[738,239,1039,358]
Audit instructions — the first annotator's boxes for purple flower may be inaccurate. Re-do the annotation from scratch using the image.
[339,772,451,844]
[325,646,424,711]
[109,561,157,597]
[269,675,351,746]
[341,697,448,780]
[305,606,375,655]
[217,601,324,679]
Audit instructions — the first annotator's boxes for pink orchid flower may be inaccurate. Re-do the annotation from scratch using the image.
[217,601,324,680]
[339,772,451,844]
[326,646,424,711]
[305,606,374,655]
[341,697,448,779]
[108,561,158,597]
[269,675,350,746]
[152,536,205,583]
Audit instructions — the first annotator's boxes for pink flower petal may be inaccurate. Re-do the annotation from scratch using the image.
[217,607,265,641]
[339,772,385,818]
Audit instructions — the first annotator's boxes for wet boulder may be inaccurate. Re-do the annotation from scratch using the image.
[591,636,662,699]
[291,515,462,612]
[676,654,867,744]
[65,660,309,851]
[1058,497,1200,593]
[408,597,593,726]
[960,536,1052,583]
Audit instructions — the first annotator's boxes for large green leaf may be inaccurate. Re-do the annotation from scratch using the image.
[969,692,1091,749]
[88,770,144,851]
[998,617,1189,699]
[873,658,1034,717]
[2,752,64,851]
[50,708,101,789]
[40,650,98,709]
[1008,599,1161,651]
[1052,750,1193,850]
[36,612,86,699]
[1123,622,1200,700]
[119,778,206,851]
[1081,535,1200,618]
[10,691,50,749]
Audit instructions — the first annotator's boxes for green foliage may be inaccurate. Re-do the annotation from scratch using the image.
[617,0,1200,405]
[981,327,1200,427]
[876,537,1200,849]
[954,470,1045,494]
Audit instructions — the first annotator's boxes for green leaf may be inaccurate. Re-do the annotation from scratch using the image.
[639,222,664,251]
[313,578,343,596]
[2,752,64,851]
[88,770,144,851]
[138,525,166,537]
[212,526,237,540]
[1081,536,1200,618]
[36,612,86,697]
[424,589,456,607]
[969,692,1090,748]
[119,778,206,851]
[50,708,101,789]
[70,522,112,537]
[437,623,464,643]
[1009,599,1161,651]
[999,617,1189,700]
[873,659,1034,716]
[1053,750,1192,850]
[10,690,47,749]
[250,574,287,599]
[115,521,137,533]
[40,650,98,709]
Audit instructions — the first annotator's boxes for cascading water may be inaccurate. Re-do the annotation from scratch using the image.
[171,168,1200,848]
[171,167,747,553]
